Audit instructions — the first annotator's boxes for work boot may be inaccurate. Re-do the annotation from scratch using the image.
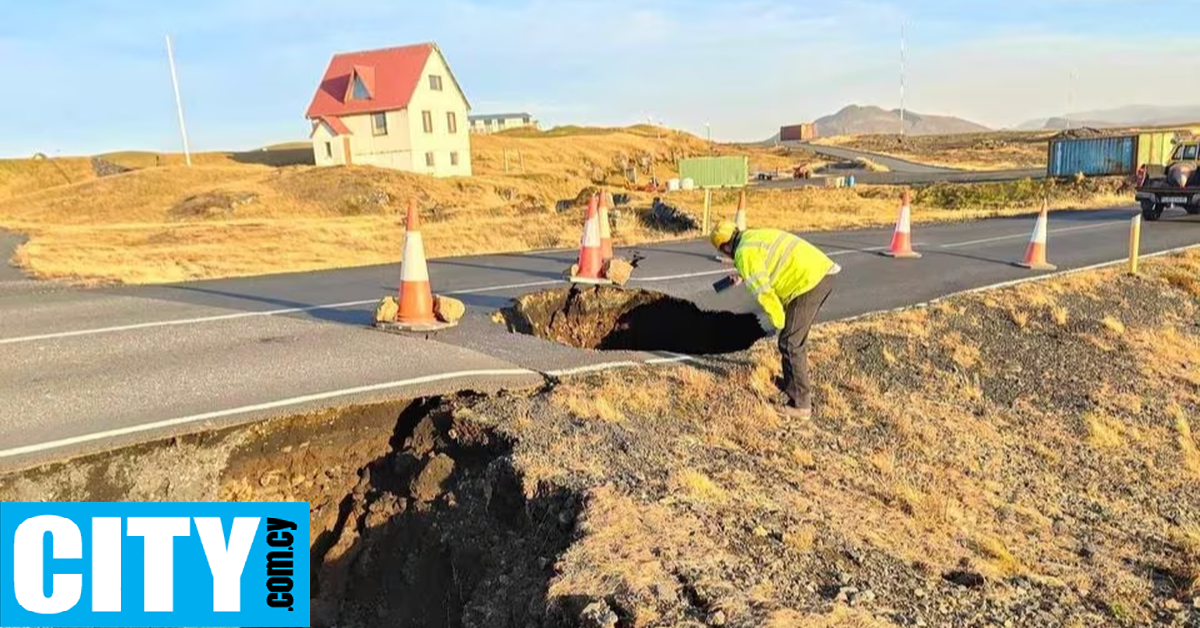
[777,402,812,420]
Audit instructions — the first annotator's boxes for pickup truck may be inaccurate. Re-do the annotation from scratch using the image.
[1134,139,1200,221]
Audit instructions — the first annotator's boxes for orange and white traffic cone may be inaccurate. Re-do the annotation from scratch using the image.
[570,194,610,284]
[881,189,921,258]
[597,190,614,261]
[395,198,438,325]
[1016,199,1057,270]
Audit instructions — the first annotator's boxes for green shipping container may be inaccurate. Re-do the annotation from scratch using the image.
[678,156,748,188]
[1136,131,1176,167]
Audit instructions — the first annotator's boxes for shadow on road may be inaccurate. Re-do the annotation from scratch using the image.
[158,285,373,326]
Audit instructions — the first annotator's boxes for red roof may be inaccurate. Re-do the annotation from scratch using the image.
[305,43,435,119]
[315,115,351,136]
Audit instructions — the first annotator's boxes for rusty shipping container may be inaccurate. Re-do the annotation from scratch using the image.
[779,123,817,142]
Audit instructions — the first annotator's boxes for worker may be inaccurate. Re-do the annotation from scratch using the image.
[711,220,839,419]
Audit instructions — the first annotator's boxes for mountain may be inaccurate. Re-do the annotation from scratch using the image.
[812,105,991,137]
[1018,105,1200,130]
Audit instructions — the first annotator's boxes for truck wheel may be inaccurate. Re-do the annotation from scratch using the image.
[1142,203,1164,221]
[1186,205,1200,215]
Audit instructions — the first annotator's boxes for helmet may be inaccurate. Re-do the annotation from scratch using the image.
[710,220,737,250]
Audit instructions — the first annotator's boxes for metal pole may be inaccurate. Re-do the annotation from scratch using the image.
[703,188,712,235]
[899,22,906,137]
[165,35,192,167]
[1128,213,1142,275]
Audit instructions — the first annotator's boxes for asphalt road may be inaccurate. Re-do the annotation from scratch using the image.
[2,207,1198,472]
[757,142,1046,188]
[798,142,961,174]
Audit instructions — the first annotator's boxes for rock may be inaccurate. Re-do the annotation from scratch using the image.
[604,258,634,285]
[434,295,465,323]
[410,454,455,502]
[835,586,859,603]
[580,600,618,628]
[943,570,986,588]
[375,296,399,323]
[1078,543,1098,559]
[707,609,727,626]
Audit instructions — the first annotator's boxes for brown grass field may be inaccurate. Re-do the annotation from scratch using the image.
[1,126,1133,285]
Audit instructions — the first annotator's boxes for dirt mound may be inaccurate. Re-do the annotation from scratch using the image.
[497,286,767,354]
[1054,127,1105,139]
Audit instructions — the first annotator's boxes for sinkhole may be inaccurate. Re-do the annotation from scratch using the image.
[496,286,768,355]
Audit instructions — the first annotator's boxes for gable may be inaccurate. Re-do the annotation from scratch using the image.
[420,46,472,111]
[306,43,437,119]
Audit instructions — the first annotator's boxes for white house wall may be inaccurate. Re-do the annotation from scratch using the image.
[406,50,472,177]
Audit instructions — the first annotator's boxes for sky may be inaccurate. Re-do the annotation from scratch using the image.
[2,0,1198,157]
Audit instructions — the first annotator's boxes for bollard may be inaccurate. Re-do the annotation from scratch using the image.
[1128,213,1142,275]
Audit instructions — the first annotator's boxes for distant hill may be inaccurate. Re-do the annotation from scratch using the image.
[811,105,991,137]
[1018,104,1200,130]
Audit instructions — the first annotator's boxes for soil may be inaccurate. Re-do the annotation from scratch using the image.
[496,285,769,354]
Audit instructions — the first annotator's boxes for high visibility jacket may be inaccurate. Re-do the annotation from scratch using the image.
[734,228,835,329]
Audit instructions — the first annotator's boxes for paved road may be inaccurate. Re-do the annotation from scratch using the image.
[757,142,1046,188]
[2,207,1198,472]
[798,142,962,174]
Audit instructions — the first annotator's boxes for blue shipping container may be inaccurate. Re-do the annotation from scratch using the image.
[1047,136,1136,177]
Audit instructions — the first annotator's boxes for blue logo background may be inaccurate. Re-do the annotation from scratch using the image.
[0,502,310,627]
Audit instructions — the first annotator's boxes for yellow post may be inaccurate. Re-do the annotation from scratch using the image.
[1128,213,1142,275]
[703,188,712,234]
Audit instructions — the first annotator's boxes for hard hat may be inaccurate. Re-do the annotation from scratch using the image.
[710,220,737,249]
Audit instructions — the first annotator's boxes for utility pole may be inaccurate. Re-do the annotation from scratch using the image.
[899,21,906,138]
[165,34,192,167]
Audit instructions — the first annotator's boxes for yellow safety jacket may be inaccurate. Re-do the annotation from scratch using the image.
[734,228,835,329]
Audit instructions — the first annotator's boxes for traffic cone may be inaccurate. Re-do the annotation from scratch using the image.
[597,190,614,261]
[396,198,438,325]
[570,194,609,284]
[1015,199,1057,270]
[881,188,921,258]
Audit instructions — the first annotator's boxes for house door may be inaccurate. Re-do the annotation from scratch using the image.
[342,137,353,165]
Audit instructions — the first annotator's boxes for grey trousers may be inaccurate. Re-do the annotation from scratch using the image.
[778,272,836,410]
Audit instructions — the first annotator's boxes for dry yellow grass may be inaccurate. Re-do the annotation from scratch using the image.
[814,131,1055,170]
[1,126,1129,285]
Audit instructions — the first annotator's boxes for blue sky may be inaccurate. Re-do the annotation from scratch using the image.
[1,0,1195,157]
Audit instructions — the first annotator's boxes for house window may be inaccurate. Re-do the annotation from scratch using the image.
[425,151,435,167]
[351,75,370,100]
[324,142,332,159]
[429,75,443,91]
[450,151,459,166]
[372,112,388,136]
[447,112,457,134]
[422,110,433,133]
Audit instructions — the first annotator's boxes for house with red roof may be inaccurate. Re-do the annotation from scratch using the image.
[305,42,472,177]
